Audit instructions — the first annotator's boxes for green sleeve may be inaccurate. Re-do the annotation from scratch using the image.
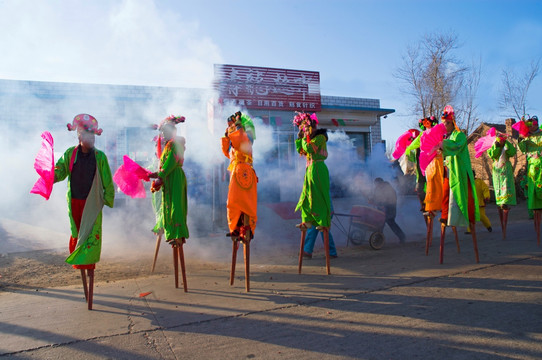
[518,138,534,153]
[504,140,516,157]
[487,142,501,160]
[54,147,74,183]
[98,151,115,208]
[405,135,421,162]
[442,131,467,157]
[295,138,303,154]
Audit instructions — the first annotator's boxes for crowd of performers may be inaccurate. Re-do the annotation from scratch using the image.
[397,105,540,264]
[32,105,541,309]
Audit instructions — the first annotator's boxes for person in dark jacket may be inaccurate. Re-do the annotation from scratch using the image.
[372,177,406,243]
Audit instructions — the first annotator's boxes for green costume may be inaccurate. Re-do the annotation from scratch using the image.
[158,137,189,240]
[442,130,480,226]
[54,146,114,265]
[295,130,331,227]
[518,132,542,210]
[487,139,517,206]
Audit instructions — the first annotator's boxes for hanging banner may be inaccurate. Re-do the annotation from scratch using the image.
[214,64,321,111]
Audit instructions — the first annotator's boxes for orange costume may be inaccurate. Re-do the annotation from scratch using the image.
[221,116,258,233]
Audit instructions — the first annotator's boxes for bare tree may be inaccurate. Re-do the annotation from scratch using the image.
[500,59,540,120]
[457,56,482,134]
[395,32,474,129]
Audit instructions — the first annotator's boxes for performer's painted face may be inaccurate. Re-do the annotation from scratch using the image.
[78,129,95,150]
[161,123,176,141]
[422,118,433,129]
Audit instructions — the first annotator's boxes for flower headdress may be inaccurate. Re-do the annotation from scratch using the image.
[418,116,438,131]
[441,105,459,131]
[67,114,103,135]
[293,112,318,132]
[153,115,186,131]
[151,115,186,158]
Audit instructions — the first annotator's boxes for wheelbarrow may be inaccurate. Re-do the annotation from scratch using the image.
[333,205,386,250]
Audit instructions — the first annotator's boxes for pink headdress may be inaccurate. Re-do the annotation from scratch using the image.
[293,112,318,133]
[67,114,103,135]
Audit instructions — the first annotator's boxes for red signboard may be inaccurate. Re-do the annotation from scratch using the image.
[214,64,321,111]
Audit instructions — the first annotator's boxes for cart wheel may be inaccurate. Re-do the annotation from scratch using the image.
[349,229,365,245]
[369,232,385,250]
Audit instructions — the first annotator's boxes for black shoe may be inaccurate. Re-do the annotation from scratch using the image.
[330,255,338,259]
[303,252,312,259]
[465,231,471,234]
[487,226,492,233]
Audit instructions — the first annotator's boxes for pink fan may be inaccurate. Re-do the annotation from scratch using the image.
[474,127,497,158]
[419,123,447,175]
[30,131,55,200]
[392,129,420,160]
[113,155,152,198]
[512,121,530,137]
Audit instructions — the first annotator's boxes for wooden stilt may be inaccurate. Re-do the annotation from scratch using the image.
[502,208,509,240]
[230,238,238,286]
[452,226,460,253]
[173,244,179,288]
[498,207,504,239]
[323,227,330,275]
[244,237,250,292]
[535,210,541,246]
[243,214,251,292]
[87,269,94,310]
[439,222,446,264]
[297,224,307,274]
[151,232,162,273]
[178,238,187,292]
[425,214,433,255]
[470,222,480,263]
[80,269,88,302]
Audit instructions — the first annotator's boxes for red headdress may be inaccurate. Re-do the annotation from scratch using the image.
[67,114,103,135]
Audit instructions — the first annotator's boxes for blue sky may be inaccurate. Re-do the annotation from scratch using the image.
[1,0,541,145]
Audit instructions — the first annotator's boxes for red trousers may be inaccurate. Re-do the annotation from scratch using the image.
[69,198,96,270]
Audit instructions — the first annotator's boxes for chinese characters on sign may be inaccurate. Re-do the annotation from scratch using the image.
[214,64,322,111]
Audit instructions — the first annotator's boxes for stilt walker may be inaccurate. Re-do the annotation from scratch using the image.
[222,111,258,291]
[149,115,190,291]
[293,112,332,275]
[487,134,517,240]
[439,105,480,263]
[416,116,443,255]
[53,114,115,310]
[517,115,542,246]
[150,134,166,273]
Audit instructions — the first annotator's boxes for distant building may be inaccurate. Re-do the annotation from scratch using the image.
[1,65,394,209]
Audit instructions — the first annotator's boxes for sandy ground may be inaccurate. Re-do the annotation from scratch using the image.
[0,195,530,291]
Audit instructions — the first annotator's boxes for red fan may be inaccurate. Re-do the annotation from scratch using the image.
[512,121,530,137]
[474,127,497,158]
[113,155,152,198]
[30,131,55,200]
[419,123,446,175]
[392,129,420,160]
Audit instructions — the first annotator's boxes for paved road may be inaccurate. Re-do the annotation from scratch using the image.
[1,198,542,359]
